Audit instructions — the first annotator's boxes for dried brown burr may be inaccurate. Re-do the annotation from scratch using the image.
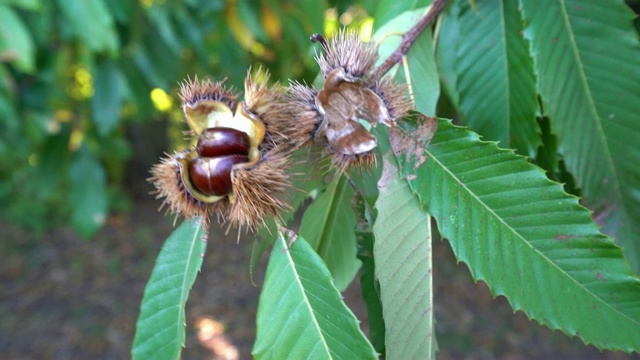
[277,30,411,173]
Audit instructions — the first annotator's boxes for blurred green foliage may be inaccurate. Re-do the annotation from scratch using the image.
[0,0,379,236]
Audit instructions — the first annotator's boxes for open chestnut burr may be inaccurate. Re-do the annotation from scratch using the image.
[149,68,291,231]
[276,30,412,173]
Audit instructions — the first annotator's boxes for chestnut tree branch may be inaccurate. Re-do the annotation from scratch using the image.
[370,0,447,82]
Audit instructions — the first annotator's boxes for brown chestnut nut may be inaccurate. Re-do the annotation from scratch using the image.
[197,127,251,157]
[188,155,250,196]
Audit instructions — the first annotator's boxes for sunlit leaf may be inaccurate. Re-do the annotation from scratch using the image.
[405,25,439,116]
[253,230,377,359]
[132,219,207,360]
[373,130,437,359]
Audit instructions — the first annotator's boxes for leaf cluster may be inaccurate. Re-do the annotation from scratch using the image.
[130,0,640,358]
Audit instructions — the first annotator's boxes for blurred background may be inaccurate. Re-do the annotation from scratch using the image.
[1,0,639,359]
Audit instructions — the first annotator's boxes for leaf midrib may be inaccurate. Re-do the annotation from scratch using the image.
[424,142,638,327]
[170,219,204,360]
[281,234,333,359]
[556,0,624,212]
[499,0,511,140]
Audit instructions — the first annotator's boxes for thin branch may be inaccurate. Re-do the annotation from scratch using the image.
[370,0,447,82]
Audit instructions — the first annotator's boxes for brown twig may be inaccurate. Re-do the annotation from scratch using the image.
[370,0,447,82]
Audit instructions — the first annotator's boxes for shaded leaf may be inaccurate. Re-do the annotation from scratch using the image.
[520,0,640,272]
[456,0,539,156]
[68,144,108,238]
[34,130,70,199]
[300,176,360,291]
[354,193,386,355]
[373,131,436,359]
[535,116,560,181]
[132,219,207,360]
[395,117,640,351]
[253,230,377,360]
[91,58,123,136]
[434,1,461,109]
[146,5,182,55]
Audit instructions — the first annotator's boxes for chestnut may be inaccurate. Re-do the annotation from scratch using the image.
[197,127,251,157]
[188,155,250,196]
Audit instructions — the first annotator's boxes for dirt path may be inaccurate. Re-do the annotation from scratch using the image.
[0,200,636,359]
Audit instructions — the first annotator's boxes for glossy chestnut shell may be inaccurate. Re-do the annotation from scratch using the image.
[197,127,251,157]
[188,155,250,196]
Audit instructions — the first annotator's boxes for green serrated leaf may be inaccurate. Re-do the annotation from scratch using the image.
[394,117,640,351]
[0,6,35,72]
[91,58,123,136]
[253,230,377,360]
[300,176,360,291]
[456,0,539,157]
[373,131,436,359]
[520,0,640,272]
[132,219,207,360]
[68,144,108,238]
